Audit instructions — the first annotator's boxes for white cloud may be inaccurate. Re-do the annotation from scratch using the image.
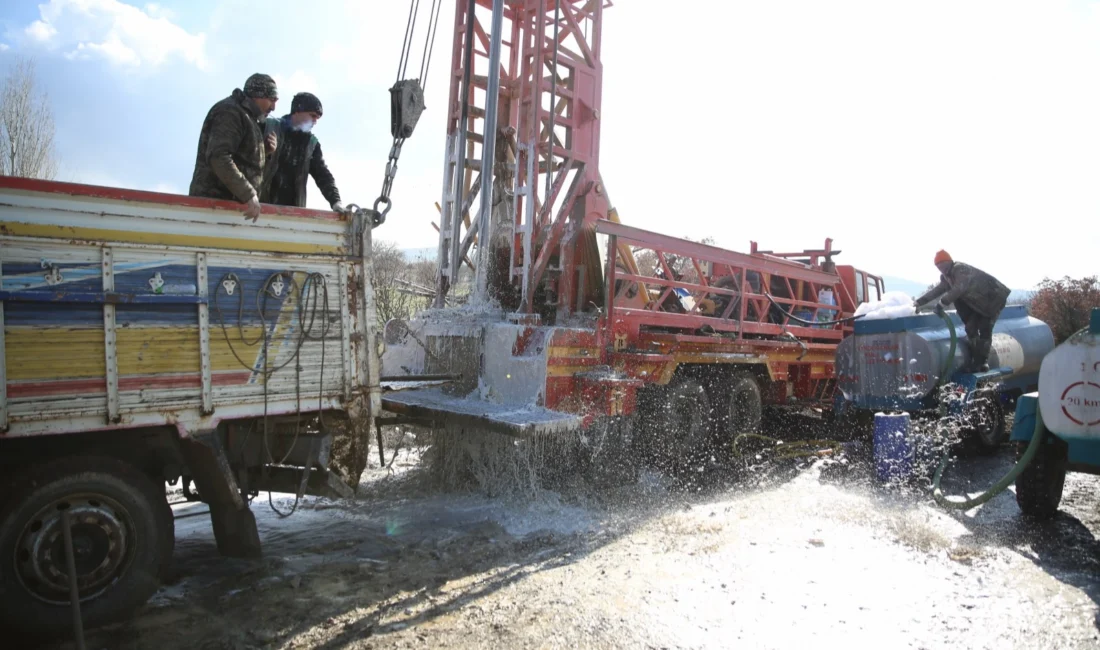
[0,43,10,52]
[273,70,321,100]
[19,0,206,70]
[142,3,176,21]
[24,20,58,43]
[66,37,140,67]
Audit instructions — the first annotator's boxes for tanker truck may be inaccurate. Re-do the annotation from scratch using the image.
[1009,309,1100,519]
[834,305,1055,452]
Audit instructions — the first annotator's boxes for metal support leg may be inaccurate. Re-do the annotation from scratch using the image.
[60,509,87,650]
[179,433,262,558]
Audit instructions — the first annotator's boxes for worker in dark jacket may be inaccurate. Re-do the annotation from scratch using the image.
[262,93,343,212]
[189,73,280,221]
[915,250,1011,372]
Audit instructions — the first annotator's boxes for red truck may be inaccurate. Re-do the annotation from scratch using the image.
[380,0,886,474]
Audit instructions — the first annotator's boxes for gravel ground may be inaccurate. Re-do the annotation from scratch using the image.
[39,442,1100,650]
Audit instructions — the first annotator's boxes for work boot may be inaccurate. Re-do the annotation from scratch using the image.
[969,337,992,372]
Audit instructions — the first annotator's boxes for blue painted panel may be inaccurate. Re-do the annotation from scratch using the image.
[3,303,102,326]
[0,290,206,305]
[2,265,303,328]
[1013,393,1100,468]
[1066,439,1100,468]
[1011,394,1039,442]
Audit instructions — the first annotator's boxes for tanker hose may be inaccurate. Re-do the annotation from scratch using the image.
[929,308,1045,510]
[762,292,864,326]
[932,403,1046,510]
[936,309,957,389]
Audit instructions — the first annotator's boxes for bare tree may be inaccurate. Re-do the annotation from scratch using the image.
[0,58,59,180]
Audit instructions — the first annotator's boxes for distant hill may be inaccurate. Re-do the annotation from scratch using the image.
[883,275,1031,304]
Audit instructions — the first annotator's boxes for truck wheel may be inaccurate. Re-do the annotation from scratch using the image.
[651,378,713,476]
[0,456,173,638]
[964,394,1007,455]
[580,416,639,487]
[1015,433,1068,521]
[724,373,763,438]
[712,372,763,460]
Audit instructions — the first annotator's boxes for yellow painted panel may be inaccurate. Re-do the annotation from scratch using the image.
[6,328,106,380]
[547,365,591,377]
[547,346,599,358]
[115,326,268,375]
[0,221,343,255]
[6,326,274,380]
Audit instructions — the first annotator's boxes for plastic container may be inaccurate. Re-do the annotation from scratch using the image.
[873,412,912,482]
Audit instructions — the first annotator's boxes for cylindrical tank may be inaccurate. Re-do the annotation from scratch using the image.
[836,306,1055,409]
[1038,312,1100,440]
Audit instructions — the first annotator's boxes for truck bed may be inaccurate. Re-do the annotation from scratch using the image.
[0,177,367,438]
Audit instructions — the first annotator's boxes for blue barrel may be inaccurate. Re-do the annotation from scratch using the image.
[873,413,912,481]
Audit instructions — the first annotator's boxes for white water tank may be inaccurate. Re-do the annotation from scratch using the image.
[1038,327,1100,439]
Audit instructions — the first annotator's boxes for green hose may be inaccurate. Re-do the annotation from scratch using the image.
[936,308,957,390]
[932,403,1047,510]
[929,309,1045,510]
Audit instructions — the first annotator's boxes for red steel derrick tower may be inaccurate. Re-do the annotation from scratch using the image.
[434,0,612,321]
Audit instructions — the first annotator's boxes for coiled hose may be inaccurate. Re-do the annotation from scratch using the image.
[930,309,1046,510]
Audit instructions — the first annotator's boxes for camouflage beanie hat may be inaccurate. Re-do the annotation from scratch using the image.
[291,92,323,116]
[244,73,278,100]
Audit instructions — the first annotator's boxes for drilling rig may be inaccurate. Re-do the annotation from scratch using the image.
[380,0,886,477]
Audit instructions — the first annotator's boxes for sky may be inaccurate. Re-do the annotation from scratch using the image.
[0,0,1098,291]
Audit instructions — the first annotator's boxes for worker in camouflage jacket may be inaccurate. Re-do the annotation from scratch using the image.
[262,92,343,212]
[189,73,280,221]
[914,250,1011,372]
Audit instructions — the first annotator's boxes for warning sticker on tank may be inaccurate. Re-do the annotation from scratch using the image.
[1060,381,1100,426]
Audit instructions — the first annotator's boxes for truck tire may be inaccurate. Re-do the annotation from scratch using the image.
[580,416,639,488]
[1015,433,1068,521]
[0,456,174,638]
[650,378,713,477]
[714,372,763,455]
[963,393,1008,456]
[726,373,763,436]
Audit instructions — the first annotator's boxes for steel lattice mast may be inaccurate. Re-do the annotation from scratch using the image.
[435,0,610,319]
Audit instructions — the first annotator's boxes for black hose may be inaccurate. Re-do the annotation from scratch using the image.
[763,292,864,326]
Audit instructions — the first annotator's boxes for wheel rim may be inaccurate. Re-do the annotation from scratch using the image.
[971,398,1004,447]
[14,493,135,605]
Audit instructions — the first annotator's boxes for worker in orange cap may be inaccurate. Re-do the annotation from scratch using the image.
[915,250,1011,372]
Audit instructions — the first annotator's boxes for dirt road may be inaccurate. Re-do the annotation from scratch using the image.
[48,445,1100,650]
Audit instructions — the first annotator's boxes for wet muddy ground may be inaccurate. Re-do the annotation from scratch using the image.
[41,439,1100,650]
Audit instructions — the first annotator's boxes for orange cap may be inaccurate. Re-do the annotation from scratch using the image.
[934,250,952,266]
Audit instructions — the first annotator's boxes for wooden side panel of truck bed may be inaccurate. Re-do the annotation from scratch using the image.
[0,177,369,438]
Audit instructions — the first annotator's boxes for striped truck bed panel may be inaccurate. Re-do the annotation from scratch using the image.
[0,180,366,438]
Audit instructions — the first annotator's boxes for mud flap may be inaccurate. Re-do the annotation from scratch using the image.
[179,433,262,559]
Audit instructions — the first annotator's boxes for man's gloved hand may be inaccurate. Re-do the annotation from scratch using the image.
[243,195,261,222]
[331,201,345,214]
[934,301,946,317]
